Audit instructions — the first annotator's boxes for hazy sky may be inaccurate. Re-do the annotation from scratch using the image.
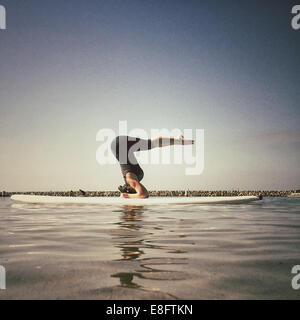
[0,0,299,191]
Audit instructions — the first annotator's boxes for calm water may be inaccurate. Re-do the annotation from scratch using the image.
[0,197,300,300]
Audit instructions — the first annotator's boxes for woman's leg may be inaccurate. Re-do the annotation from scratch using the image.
[151,135,194,148]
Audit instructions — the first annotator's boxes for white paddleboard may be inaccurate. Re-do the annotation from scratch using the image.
[11,195,260,205]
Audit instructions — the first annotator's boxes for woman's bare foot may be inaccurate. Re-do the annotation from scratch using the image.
[179,135,194,145]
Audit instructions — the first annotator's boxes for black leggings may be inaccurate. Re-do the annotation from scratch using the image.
[111,136,152,182]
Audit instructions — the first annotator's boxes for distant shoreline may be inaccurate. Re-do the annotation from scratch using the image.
[1,190,300,197]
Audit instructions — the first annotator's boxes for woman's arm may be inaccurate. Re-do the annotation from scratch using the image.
[121,173,149,199]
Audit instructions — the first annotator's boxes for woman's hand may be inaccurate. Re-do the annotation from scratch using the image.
[120,193,129,198]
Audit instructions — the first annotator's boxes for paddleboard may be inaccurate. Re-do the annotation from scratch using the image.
[11,195,260,205]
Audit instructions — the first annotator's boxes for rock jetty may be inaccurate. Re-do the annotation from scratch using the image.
[288,193,300,197]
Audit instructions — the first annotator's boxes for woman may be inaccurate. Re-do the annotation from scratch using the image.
[111,135,194,199]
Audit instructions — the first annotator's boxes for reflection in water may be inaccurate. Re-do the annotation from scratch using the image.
[111,272,144,289]
[4,198,300,299]
[115,205,145,261]
[110,205,187,296]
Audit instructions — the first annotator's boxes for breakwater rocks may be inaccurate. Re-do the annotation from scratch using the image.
[1,190,298,197]
[288,193,300,197]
